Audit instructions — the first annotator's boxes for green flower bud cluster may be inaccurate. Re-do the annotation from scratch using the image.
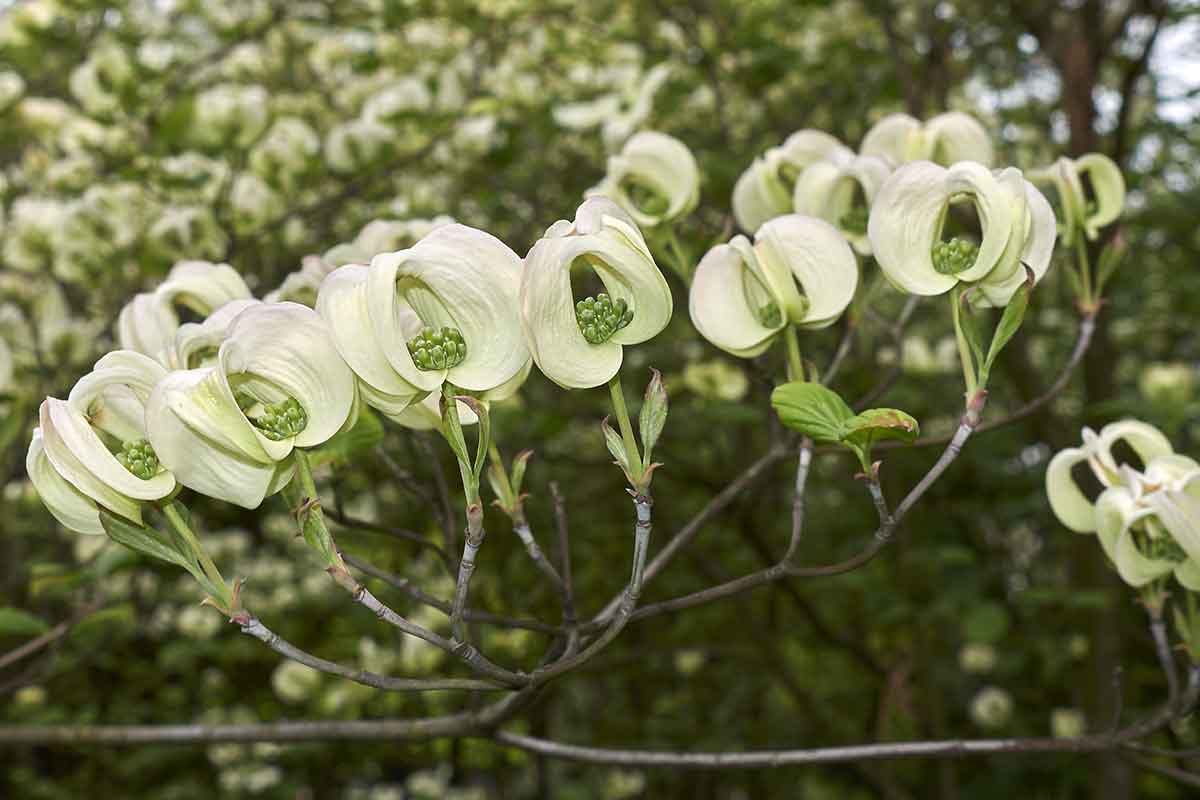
[839,206,869,236]
[116,439,159,480]
[250,397,308,441]
[757,302,782,328]
[1140,525,1188,564]
[576,293,634,344]
[931,237,979,275]
[622,179,669,217]
[407,326,467,371]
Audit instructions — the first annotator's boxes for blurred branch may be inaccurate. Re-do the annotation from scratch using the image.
[235,612,503,692]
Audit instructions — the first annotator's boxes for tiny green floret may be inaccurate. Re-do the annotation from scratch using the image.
[839,206,869,236]
[116,439,159,480]
[757,301,782,328]
[249,396,308,441]
[931,237,980,275]
[576,293,634,344]
[407,326,467,371]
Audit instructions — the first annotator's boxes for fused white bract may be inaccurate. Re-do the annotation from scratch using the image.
[689,214,857,358]
[732,130,852,234]
[521,197,672,389]
[1029,153,1125,247]
[792,152,893,255]
[145,303,355,509]
[861,111,993,167]
[28,351,175,534]
[318,223,529,418]
[589,131,700,228]
[117,261,253,367]
[868,161,1056,306]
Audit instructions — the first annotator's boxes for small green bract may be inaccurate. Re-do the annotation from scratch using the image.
[116,439,159,480]
[931,237,980,275]
[407,326,467,371]
[576,293,634,344]
[250,397,308,441]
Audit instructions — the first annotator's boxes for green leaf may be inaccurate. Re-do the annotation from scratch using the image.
[100,509,201,579]
[964,603,1011,644]
[0,607,49,637]
[638,369,668,464]
[954,286,987,375]
[1094,236,1126,296]
[983,267,1033,375]
[770,382,854,443]
[601,417,632,476]
[439,392,472,469]
[841,408,920,451]
[510,450,533,496]
[305,408,385,469]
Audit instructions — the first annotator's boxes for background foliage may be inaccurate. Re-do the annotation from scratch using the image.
[1,0,1199,797]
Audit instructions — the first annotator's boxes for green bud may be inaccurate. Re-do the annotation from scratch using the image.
[839,206,869,236]
[248,396,308,441]
[931,237,980,275]
[116,439,160,480]
[757,302,782,328]
[575,292,634,344]
[406,326,467,371]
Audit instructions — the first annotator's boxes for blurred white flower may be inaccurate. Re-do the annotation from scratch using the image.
[0,70,25,113]
[969,686,1013,729]
[958,643,997,674]
[272,660,323,703]
[250,117,321,185]
[1050,708,1086,739]
[1139,362,1196,408]
[193,84,271,149]
[681,360,749,402]
[147,206,229,264]
[230,173,285,234]
[861,111,993,167]
[325,118,392,173]
[177,604,222,638]
[733,130,852,233]
[1029,153,1124,247]
[792,152,893,255]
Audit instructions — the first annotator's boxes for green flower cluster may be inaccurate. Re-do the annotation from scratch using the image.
[250,397,308,441]
[116,439,159,480]
[931,237,980,275]
[407,326,467,371]
[576,293,634,344]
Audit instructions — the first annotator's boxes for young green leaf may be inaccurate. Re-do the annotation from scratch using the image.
[983,265,1033,375]
[841,408,920,450]
[601,416,632,477]
[639,368,668,464]
[770,382,854,443]
[0,607,50,638]
[100,509,202,579]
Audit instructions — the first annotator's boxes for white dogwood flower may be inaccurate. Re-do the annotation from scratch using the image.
[732,130,852,233]
[589,131,700,228]
[521,197,672,389]
[860,111,993,166]
[1092,455,1200,590]
[28,351,174,534]
[117,260,253,367]
[1029,153,1125,247]
[792,153,893,255]
[1046,420,1175,533]
[318,224,529,417]
[145,303,355,508]
[689,214,857,358]
[868,161,1056,306]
